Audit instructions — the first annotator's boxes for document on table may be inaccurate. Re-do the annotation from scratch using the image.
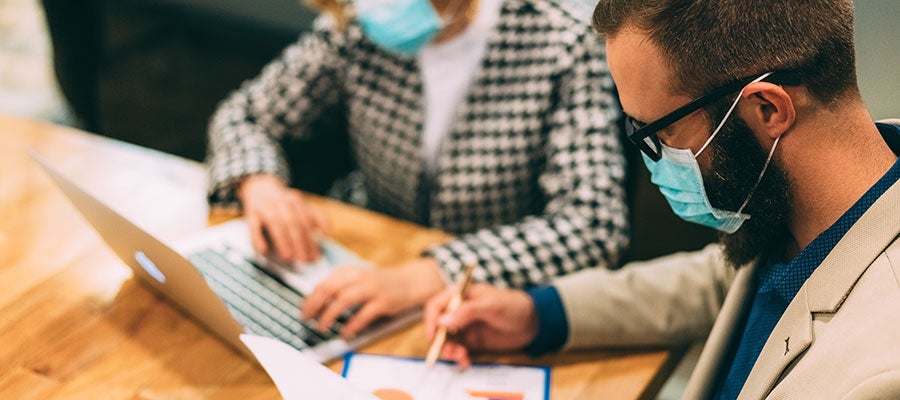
[240,334,378,399]
[240,334,551,400]
[342,353,550,400]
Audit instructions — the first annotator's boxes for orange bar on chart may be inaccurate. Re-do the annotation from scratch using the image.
[466,390,525,400]
[373,388,414,400]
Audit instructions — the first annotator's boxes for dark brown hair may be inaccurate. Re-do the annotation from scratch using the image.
[592,0,859,105]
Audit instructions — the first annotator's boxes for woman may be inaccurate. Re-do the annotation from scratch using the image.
[206,0,627,338]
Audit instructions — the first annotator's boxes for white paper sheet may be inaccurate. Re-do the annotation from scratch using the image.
[241,334,550,400]
[240,334,378,400]
[342,353,550,400]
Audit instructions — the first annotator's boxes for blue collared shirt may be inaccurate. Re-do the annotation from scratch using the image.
[716,122,900,399]
[525,122,900,368]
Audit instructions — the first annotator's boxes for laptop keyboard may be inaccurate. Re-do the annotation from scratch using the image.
[186,246,345,351]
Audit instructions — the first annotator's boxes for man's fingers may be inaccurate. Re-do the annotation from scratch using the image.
[440,341,457,360]
[439,341,464,363]
[440,301,489,332]
[424,289,455,342]
[462,325,487,351]
[450,343,472,370]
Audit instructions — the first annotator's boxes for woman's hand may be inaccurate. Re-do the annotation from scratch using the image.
[238,174,330,262]
[301,258,448,338]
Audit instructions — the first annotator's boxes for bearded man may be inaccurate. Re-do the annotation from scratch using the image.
[424,0,900,398]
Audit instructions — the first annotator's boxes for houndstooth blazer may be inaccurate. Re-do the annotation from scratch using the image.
[206,0,629,288]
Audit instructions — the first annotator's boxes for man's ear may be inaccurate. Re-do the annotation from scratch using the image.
[739,82,796,140]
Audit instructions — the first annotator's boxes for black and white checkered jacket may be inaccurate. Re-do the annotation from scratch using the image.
[207,0,629,288]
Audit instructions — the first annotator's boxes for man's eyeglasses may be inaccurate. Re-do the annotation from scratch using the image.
[625,71,802,161]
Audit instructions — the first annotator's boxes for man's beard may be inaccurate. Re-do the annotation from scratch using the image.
[703,114,792,267]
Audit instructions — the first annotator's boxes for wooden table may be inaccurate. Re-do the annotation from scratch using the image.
[0,114,680,399]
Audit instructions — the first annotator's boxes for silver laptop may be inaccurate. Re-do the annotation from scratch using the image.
[31,152,419,362]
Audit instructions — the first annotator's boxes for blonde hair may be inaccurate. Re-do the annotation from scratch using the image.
[305,0,349,29]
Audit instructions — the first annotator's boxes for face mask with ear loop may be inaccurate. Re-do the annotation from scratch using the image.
[347,0,466,56]
[642,72,783,234]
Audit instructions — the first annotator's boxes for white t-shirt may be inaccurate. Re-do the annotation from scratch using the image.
[418,0,504,179]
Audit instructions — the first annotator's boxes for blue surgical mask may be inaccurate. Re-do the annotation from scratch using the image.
[355,0,443,56]
[642,72,781,234]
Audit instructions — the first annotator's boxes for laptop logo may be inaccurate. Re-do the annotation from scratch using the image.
[135,251,166,283]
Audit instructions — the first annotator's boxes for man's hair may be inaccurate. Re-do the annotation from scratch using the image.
[593,0,859,105]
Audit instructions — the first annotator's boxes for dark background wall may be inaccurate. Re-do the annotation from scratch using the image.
[44,0,315,161]
[43,0,357,193]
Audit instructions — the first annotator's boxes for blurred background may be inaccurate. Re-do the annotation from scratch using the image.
[1,0,315,161]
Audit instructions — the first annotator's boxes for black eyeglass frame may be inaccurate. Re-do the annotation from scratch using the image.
[626,71,802,161]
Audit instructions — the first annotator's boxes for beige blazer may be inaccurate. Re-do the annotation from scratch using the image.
[554,171,900,399]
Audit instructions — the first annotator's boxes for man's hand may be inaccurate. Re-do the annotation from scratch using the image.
[238,174,330,263]
[423,284,540,369]
[302,258,448,339]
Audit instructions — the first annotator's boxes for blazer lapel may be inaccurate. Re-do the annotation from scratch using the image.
[736,288,812,400]
[738,178,900,399]
[682,263,758,400]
